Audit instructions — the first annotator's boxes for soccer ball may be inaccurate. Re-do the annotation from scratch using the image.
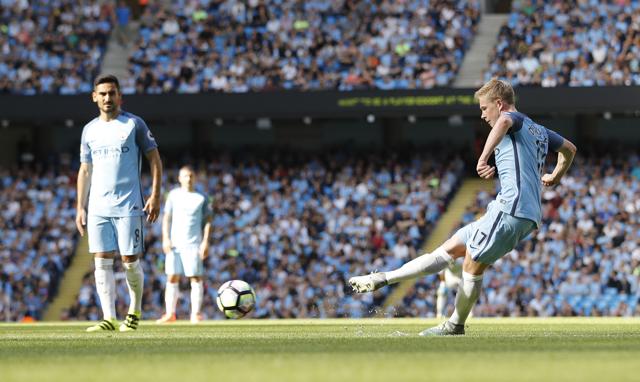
[216,280,256,319]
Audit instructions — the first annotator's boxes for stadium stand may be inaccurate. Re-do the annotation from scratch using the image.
[400,151,640,317]
[64,149,465,320]
[484,0,640,86]
[0,0,113,95]
[126,0,481,93]
[0,167,78,321]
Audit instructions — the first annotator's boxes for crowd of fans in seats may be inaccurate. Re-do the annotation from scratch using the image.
[122,0,480,93]
[65,149,465,320]
[5,0,640,94]
[0,0,113,95]
[0,166,78,321]
[485,0,640,87]
[399,150,640,318]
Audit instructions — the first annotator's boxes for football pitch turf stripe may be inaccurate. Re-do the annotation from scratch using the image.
[1,318,640,382]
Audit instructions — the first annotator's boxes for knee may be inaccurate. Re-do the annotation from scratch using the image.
[462,255,488,275]
[440,236,466,259]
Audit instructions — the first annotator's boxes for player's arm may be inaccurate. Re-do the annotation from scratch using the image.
[162,200,172,255]
[75,162,92,236]
[199,216,212,260]
[542,132,576,187]
[144,148,163,223]
[476,113,513,179]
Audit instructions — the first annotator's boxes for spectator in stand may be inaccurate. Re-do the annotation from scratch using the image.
[114,1,131,47]
[127,0,480,93]
[0,0,112,94]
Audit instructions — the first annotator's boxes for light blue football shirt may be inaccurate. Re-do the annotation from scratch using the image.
[80,111,158,217]
[165,188,211,247]
[493,111,564,227]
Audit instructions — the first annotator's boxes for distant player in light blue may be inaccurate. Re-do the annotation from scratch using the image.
[350,79,577,335]
[156,166,212,324]
[76,74,163,332]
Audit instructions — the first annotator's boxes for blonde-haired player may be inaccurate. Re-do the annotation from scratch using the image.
[157,166,212,324]
[350,79,576,335]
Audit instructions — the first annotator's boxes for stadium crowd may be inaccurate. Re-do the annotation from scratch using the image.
[0,0,482,94]
[0,166,78,321]
[0,0,113,95]
[400,150,640,318]
[123,0,481,93]
[65,149,465,320]
[485,0,640,87]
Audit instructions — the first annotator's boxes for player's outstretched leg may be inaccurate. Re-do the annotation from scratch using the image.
[349,247,454,293]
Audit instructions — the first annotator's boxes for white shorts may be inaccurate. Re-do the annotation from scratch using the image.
[87,215,143,256]
[165,245,203,277]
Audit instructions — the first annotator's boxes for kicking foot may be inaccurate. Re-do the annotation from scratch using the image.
[119,313,140,332]
[156,313,177,324]
[418,321,465,336]
[86,319,118,332]
[348,272,388,293]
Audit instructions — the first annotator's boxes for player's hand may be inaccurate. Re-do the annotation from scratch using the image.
[541,173,559,187]
[144,195,161,223]
[476,159,496,179]
[162,239,172,255]
[75,209,87,236]
[199,241,209,260]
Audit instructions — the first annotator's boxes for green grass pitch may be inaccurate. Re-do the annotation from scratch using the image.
[1,317,640,382]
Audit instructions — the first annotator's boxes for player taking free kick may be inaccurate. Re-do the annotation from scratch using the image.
[349,79,577,335]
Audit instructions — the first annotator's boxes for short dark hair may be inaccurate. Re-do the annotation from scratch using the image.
[93,74,120,90]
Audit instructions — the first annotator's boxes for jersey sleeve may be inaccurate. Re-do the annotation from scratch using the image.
[505,111,524,133]
[79,125,91,163]
[134,116,158,153]
[546,128,565,152]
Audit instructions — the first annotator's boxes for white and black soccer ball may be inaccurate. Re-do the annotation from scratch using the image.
[216,280,256,319]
